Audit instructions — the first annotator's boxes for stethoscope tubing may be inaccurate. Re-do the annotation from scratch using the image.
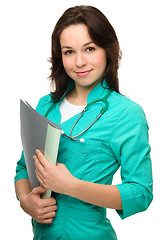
[44,89,112,142]
[69,112,102,138]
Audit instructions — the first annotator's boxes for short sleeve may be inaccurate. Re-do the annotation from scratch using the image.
[14,151,29,184]
[109,103,153,219]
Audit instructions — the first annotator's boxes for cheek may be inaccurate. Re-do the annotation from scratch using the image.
[62,56,73,73]
[92,51,107,70]
[94,57,107,72]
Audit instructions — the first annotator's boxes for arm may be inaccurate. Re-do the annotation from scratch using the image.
[67,178,122,210]
[34,103,153,218]
[15,179,31,200]
[34,150,122,210]
[15,152,57,224]
[110,104,153,219]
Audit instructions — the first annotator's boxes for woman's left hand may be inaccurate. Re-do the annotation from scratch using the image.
[33,149,75,195]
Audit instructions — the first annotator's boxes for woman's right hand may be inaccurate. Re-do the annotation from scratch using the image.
[19,185,57,224]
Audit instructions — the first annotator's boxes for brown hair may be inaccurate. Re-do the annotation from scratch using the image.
[49,5,122,101]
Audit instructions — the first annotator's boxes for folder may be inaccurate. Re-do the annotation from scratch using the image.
[20,100,62,198]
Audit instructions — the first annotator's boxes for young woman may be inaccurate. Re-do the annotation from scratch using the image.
[15,5,153,240]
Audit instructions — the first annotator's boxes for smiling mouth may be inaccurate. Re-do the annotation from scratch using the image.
[75,70,92,76]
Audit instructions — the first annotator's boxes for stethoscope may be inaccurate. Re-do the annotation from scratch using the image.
[44,89,112,143]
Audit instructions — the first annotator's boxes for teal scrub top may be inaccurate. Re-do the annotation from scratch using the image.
[15,80,153,240]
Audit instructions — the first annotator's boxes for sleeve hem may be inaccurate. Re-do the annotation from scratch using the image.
[116,184,153,219]
[14,174,29,185]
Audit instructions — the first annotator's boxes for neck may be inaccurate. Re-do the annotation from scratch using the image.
[66,84,94,105]
[66,89,87,106]
[66,79,103,105]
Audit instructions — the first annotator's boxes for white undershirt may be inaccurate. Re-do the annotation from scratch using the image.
[59,97,86,124]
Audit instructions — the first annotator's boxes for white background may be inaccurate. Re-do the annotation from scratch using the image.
[0,0,162,239]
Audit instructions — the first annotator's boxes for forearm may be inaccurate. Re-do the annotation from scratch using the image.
[34,150,122,210]
[66,178,122,210]
[15,179,31,200]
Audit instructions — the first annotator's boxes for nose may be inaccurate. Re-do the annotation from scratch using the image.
[75,53,87,68]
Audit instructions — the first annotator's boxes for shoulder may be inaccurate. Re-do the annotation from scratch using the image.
[37,94,52,105]
[109,92,149,146]
[35,94,53,115]
[109,91,147,123]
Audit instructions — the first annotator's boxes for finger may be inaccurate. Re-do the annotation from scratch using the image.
[43,211,56,219]
[35,161,44,178]
[33,155,45,171]
[34,156,46,185]
[38,218,53,224]
[32,185,46,195]
[37,210,56,223]
[35,169,44,186]
[40,205,57,216]
[35,149,49,168]
[56,162,63,166]
[36,149,43,156]
[42,197,57,206]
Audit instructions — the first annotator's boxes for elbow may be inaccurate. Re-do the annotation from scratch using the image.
[142,189,153,212]
[139,182,153,213]
[116,183,153,220]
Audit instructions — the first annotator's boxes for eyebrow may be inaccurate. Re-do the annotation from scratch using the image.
[61,41,94,50]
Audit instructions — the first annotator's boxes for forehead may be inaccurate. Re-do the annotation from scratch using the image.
[60,24,92,47]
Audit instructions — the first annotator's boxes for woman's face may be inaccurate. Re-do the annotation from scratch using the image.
[60,24,107,89]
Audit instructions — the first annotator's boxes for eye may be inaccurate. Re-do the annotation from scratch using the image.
[64,50,73,55]
[86,47,95,52]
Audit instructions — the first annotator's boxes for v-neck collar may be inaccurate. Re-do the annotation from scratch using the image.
[87,79,110,103]
[59,79,110,105]
[54,79,110,126]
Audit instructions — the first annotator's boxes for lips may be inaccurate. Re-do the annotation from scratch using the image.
[75,70,92,77]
